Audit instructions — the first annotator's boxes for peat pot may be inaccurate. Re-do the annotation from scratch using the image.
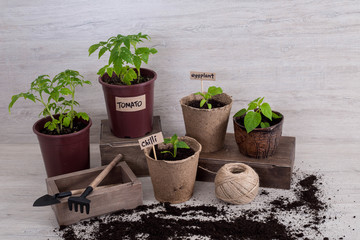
[144,136,202,204]
[33,115,92,177]
[180,93,232,152]
[233,111,284,158]
[99,68,157,138]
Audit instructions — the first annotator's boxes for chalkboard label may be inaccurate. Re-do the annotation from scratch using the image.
[138,132,164,150]
[115,95,146,112]
[190,71,216,81]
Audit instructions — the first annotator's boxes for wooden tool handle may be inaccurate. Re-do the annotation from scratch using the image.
[89,154,123,189]
[67,184,118,196]
[70,188,85,195]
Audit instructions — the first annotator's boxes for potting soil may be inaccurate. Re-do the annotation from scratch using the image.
[57,173,333,240]
[188,99,226,109]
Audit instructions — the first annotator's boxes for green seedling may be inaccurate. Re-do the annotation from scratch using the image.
[233,97,282,133]
[194,86,223,109]
[161,134,190,158]
[89,33,157,85]
[9,70,91,134]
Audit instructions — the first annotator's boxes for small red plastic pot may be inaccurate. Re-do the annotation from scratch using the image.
[33,115,92,177]
[99,68,157,138]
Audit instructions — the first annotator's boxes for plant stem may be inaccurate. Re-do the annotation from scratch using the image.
[70,84,75,129]
[40,93,60,134]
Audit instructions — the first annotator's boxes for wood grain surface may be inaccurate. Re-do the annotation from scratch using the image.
[1,0,359,146]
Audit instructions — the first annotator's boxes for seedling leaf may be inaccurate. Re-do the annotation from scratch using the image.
[260,103,272,121]
[244,111,261,133]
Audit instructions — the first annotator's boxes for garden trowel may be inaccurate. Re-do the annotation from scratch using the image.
[33,188,85,207]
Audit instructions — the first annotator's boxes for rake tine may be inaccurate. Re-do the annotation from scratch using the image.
[67,154,123,214]
[68,201,73,211]
[86,204,90,214]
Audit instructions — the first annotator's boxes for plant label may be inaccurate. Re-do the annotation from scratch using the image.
[138,132,164,150]
[190,71,216,81]
[115,95,146,112]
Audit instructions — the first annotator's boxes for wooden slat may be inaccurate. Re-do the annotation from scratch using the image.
[197,134,296,189]
[100,116,162,176]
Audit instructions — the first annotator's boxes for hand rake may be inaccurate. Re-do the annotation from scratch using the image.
[67,154,123,214]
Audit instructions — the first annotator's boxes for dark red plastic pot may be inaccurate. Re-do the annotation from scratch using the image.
[33,115,92,177]
[99,68,157,138]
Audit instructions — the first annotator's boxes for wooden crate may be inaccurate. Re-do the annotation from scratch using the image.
[197,133,296,189]
[100,116,162,176]
[46,161,143,226]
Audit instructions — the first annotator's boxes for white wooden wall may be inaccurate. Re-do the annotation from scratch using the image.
[1,0,360,146]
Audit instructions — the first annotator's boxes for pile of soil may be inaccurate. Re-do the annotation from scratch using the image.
[187,99,226,109]
[40,121,87,135]
[149,146,195,161]
[58,173,332,239]
[101,72,150,85]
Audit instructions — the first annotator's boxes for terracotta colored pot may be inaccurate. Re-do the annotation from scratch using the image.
[99,68,157,138]
[180,93,232,152]
[144,136,202,204]
[233,111,284,158]
[33,115,92,177]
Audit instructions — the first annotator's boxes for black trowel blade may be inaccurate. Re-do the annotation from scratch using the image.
[33,194,61,207]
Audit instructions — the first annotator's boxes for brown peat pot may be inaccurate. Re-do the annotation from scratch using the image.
[180,93,232,152]
[99,68,157,138]
[144,136,202,204]
[233,111,284,158]
[33,115,92,177]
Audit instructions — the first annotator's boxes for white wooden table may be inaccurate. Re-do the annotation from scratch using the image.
[0,141,359,239]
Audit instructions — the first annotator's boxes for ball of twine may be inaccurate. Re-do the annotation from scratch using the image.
[215,163,259,204]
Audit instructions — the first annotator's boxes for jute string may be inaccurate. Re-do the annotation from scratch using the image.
[214,163,259,205]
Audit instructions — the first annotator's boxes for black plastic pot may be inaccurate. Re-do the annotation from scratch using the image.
[99,68,157,138]
[33,115,92,177]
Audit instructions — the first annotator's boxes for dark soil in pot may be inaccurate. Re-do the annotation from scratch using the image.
[101,71,151,85]
[187,99,226,109]
[149,146,195,161]
[235,112,283,129]
[40,120,87,135]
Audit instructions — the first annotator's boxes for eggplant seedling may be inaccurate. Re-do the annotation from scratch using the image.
[194,86,223,109]
[161,134,190,158]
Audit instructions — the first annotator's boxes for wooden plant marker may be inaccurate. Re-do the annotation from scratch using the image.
[190,71,216,92]
[138,132,164,160]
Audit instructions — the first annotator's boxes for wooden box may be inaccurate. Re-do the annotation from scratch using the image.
[197,133,296,189]
[46,161,142,226]
[100,116,162,176]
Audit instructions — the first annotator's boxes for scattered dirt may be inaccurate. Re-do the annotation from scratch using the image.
[58,173,335,240]
[40,120,87,135]
[101,72,150,85]
[149,146,195,161]
[187,99,226,109]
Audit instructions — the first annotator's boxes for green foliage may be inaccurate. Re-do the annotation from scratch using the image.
[194,86,223,109]
[9,70,91,134]
[161,134,190,158]
[89,33,157,85]
[233,97,282,133]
